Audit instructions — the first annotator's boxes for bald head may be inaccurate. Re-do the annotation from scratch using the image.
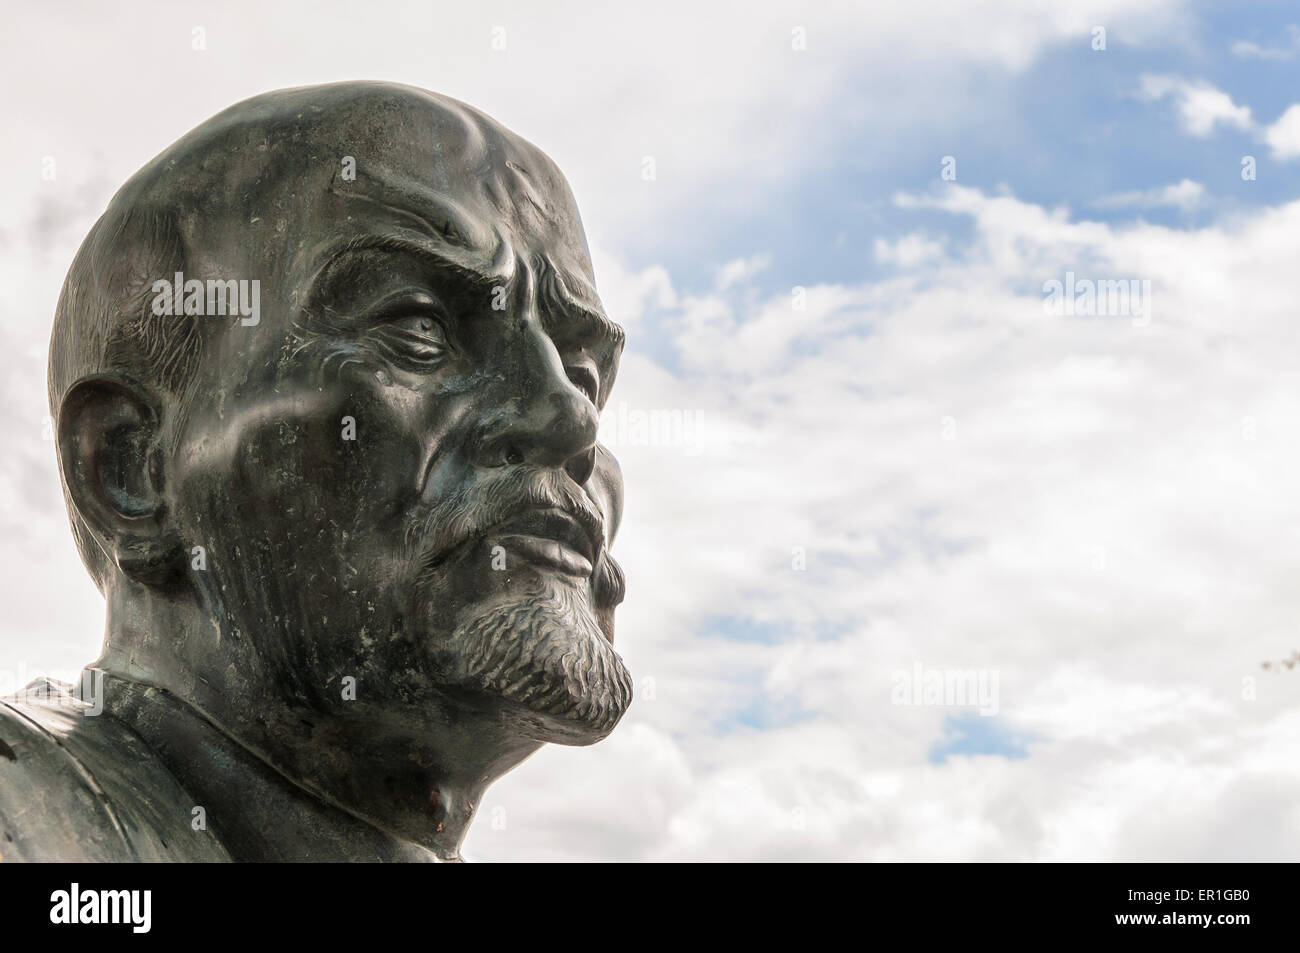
[114,82,595,282]
[50,81,620,588]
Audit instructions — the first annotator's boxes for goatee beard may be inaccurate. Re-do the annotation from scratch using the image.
[444,578,632,742]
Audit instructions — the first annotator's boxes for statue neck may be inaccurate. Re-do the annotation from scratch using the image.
[96,671,456,861]
[95,579,541,860]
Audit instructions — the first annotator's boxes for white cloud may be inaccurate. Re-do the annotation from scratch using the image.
[0,0,1190,254]
[1264,104,1300,160]
[715,255,772,291]
[874,232,946,267]
[1135,72,1300,164]
[1231,40,1294,60]
[1230,26,1300,60]
[1139,74,1253,137]
[471,182,1300,860]
[1094,178,1205,211]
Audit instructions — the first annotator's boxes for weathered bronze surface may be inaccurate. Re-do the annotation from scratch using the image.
[0,82,631,862]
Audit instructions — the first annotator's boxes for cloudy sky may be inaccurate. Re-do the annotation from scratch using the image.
[3,0,1300,860]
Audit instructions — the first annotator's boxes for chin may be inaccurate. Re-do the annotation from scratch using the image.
[438,578,633,745]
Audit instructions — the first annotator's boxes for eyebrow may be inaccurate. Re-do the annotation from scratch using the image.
[526,247,623,349]
[316,233,503,296]
[537,280,625,352]
[317,233,625,350]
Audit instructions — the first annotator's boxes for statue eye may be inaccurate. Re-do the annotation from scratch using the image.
[395,313,444,337]
[373,312,449,365]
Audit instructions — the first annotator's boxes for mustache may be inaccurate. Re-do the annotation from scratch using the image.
[407,467,625,608]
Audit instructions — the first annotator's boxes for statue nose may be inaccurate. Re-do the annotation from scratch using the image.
[472,334,600,481]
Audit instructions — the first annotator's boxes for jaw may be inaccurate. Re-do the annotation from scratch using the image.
[493,692,627,746]
[96,538,629,856]
[423,574,633,748]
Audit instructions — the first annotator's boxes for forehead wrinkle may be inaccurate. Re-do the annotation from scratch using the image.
[310,233,511,305]
[333,170,487,252]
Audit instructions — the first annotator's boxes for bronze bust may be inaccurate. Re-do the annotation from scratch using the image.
[0,82,631,862]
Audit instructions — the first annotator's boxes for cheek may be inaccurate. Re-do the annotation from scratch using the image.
[173,373,438,576]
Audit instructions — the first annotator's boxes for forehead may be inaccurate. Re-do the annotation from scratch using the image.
[302,97,616,339]
[140,84,605,321]
[335,97,592,284]
[122,84,624,365]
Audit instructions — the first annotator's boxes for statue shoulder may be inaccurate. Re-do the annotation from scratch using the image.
[0,679,230,862]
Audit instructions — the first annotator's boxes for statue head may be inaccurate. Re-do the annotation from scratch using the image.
[48,82,631,855]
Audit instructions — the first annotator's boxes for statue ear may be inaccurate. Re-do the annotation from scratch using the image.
[57,373,181,585]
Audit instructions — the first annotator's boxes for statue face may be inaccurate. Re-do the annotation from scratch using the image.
[159,96,632,746]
